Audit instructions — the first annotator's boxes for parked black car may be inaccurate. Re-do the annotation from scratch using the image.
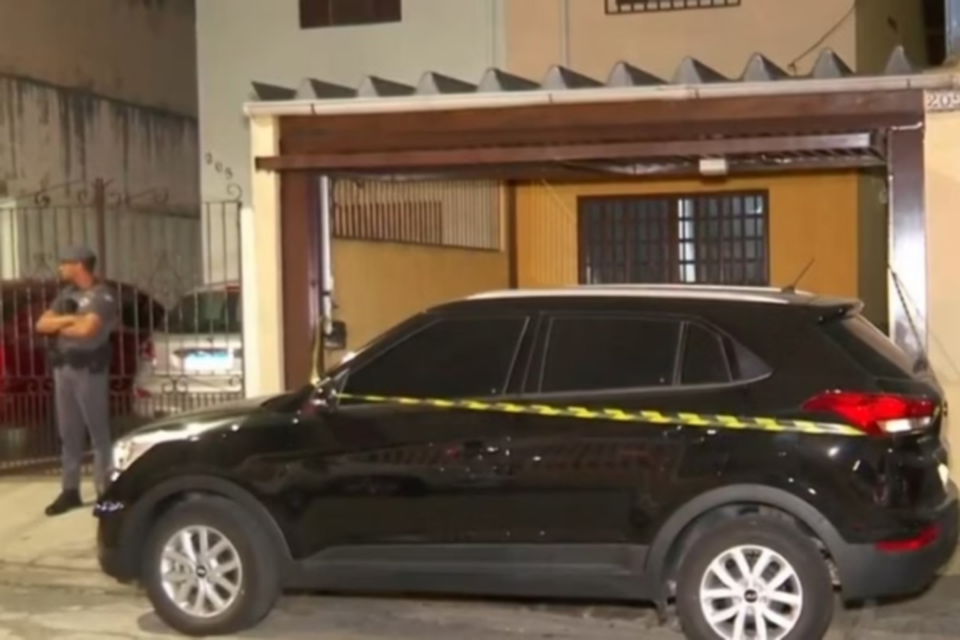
[95,285,957,639]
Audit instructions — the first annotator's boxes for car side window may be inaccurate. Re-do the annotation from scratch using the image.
[343,316,528,399]
[681,323,731,385]
[540,315,681,393]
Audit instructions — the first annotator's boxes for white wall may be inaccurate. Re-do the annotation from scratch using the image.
[196,0,506,204]
[0,76,198,203]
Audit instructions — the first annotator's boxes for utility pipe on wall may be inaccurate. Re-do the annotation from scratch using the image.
[239,205,263,396]
[318,175,334,339]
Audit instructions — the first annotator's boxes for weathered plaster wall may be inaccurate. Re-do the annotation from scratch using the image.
[0,0,203,290]
[0,0,197,116]
[0,0,199,199]
[0,75,198,202]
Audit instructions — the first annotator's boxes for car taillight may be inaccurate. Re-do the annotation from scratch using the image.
[802,391,936,436]
[875,523,939,553]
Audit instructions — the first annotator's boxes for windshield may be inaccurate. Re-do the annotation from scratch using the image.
[164,290,241,335]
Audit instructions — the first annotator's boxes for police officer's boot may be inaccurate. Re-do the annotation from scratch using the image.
[44,489,82,517]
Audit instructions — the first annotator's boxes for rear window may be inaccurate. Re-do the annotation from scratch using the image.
[822,314,920,379]
[164,290,241,335]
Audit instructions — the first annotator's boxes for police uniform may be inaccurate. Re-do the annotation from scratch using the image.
[49,267,118,499]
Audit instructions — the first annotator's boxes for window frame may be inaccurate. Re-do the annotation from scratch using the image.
[577,190,770,286]
[679,321,733,385]
[338,313,533,402]
[528,311,764,399]
[533,311,685,396]
[299,0,402,29]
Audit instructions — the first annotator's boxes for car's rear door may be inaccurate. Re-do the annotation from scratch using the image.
[499,311,753,545]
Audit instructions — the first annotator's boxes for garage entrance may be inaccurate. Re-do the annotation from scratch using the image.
[247,52,933,390]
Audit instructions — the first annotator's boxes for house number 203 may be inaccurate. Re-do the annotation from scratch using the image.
[926,90,960,112]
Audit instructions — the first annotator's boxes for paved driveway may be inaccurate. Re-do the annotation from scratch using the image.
[3,577,960,639]
[1,479,959,638]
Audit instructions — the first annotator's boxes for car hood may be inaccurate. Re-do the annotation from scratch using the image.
[122,393,285,439]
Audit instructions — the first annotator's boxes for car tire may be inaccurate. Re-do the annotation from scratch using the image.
[675,515,834,640]
[141,496,281,637]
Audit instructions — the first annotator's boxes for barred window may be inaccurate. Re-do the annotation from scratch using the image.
[577,192,769,285]
[606,0,740,14]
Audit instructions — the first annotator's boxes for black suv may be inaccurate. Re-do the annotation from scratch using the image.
[96,285,958,639]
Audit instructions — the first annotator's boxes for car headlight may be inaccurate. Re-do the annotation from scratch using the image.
[111,419,239,477]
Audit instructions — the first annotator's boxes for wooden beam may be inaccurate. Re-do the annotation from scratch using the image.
[278,90,922,155]
[887,126,926,359]
[279,171,314,389]
[277,155,884,183]
[259,133,873,172]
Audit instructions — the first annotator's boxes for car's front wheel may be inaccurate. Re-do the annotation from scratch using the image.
[675,515,834,640]
[141,496,281,636]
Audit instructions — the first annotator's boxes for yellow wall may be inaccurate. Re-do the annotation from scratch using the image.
[925,98,960,476]
[505,0,858,82]
[515,173,861,300]
[855,0,928,73]
[328,240,510,360]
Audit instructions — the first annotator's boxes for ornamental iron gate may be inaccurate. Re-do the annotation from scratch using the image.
[0,179,243,474]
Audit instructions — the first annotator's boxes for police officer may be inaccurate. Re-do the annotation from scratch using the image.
[35,246,118,516]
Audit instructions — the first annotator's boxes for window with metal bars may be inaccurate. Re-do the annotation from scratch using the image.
[577,192,769,286]
[606,0,740,14]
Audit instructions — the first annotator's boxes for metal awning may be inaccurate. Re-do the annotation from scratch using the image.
[257,90,917,179]
[249,47,942,179]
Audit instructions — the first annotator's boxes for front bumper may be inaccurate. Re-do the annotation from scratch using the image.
[95,498,139,583]
[97,543,133,582]
[835,482,959,601]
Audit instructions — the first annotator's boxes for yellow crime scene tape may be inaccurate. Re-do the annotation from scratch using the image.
[335,393,864,437]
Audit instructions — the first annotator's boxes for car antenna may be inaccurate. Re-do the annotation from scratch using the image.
[781,258,815,294]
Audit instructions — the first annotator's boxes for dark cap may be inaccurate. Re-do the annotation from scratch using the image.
[59,245,96,264]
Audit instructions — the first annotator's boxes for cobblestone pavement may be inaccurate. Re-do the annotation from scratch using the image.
[2,577,960,639]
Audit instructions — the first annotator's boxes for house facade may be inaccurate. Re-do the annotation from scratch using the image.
[200,0,929,206]
[195,0,944,384]
[201,0,960,475]
[204,0,929,371]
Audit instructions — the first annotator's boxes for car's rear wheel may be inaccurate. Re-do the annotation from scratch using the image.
[141,496,280,636]
[675,516,833,640]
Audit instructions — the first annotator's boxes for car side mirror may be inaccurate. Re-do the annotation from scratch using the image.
[301,379,341,416]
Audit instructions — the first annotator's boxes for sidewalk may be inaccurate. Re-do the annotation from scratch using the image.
[0,477,135,595]
[2,476,960,598]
